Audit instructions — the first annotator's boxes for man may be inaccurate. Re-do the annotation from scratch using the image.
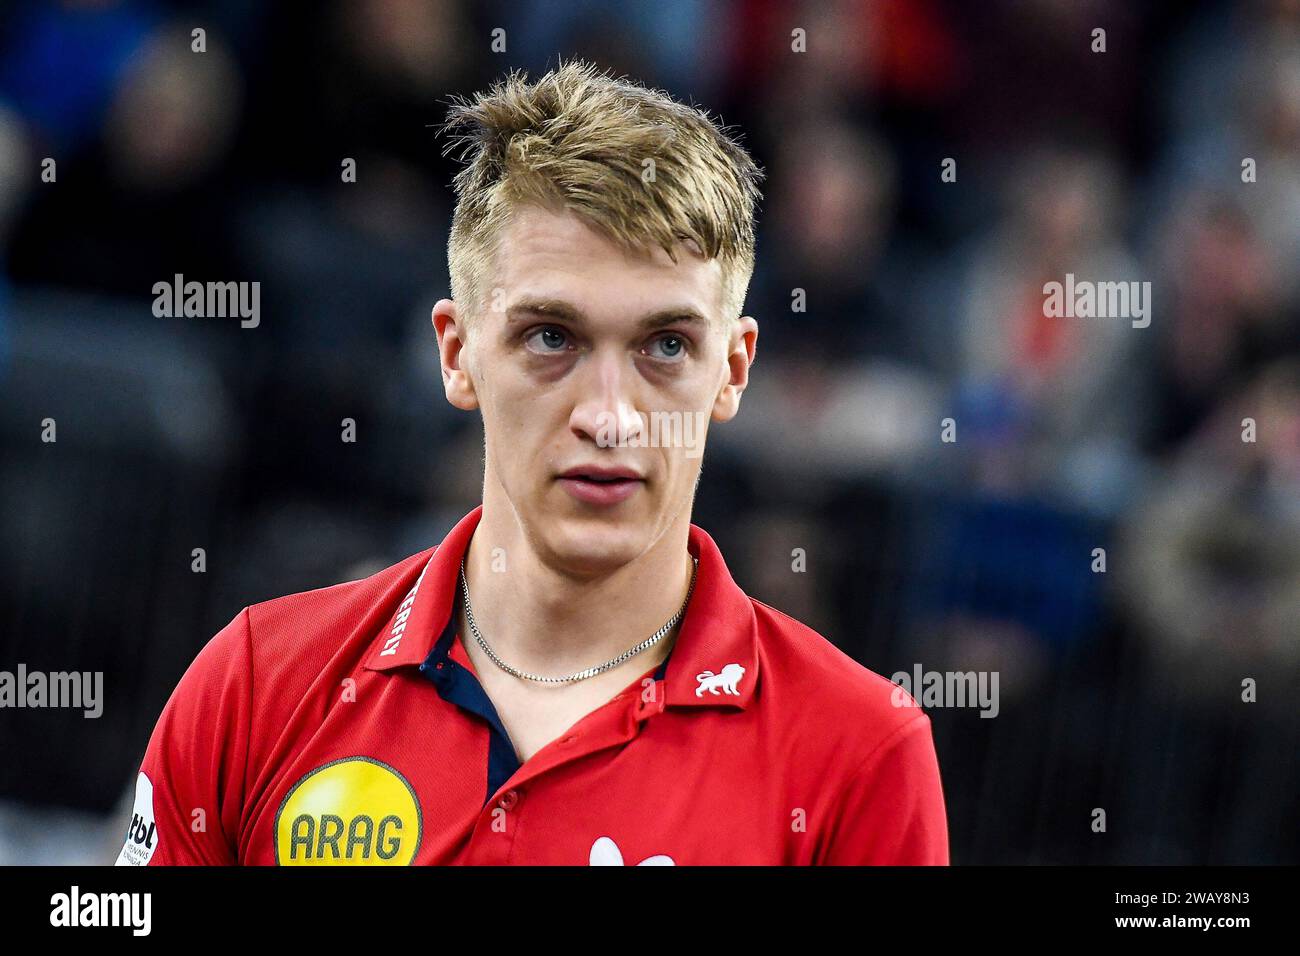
[116,60,948,866]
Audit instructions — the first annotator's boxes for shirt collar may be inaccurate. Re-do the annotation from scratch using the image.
[364,505,759,710]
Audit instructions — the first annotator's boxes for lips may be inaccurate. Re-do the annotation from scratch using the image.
[559,466,643,482]
[557,467,645,506]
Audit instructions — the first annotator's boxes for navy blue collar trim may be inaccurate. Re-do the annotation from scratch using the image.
[417,601,520,805]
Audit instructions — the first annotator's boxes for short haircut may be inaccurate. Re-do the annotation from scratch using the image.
[440,58,764,334]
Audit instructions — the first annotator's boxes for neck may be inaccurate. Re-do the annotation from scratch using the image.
[457,504,697,680]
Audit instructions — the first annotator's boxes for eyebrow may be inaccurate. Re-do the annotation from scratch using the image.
[505,297,711,332]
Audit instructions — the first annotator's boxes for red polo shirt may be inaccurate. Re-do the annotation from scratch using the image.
[116,505,948,866]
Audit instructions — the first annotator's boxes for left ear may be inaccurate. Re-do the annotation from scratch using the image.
[711,316,758,423]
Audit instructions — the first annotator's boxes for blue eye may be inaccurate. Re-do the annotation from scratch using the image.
[526,326,569,353]
[649,334,687,360]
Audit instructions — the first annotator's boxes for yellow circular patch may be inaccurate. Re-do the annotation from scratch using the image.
[274,757,421,865]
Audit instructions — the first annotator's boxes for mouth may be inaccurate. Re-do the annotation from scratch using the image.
[557,469,645,506]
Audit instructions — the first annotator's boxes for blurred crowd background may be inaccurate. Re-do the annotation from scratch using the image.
[0,0,1297,864]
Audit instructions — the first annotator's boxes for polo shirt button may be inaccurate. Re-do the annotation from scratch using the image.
[498,790,519,810]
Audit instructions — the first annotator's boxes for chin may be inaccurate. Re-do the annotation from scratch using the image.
[541,511,648,575]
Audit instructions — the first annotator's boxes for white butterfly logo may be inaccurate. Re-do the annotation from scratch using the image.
[589,836,675,866]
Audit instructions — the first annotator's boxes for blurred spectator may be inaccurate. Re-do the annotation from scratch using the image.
[947,145,1150,514]
[8,23,244,295]
[0,0,160,155]
[1147,189,1291,451]
[754,120,907,361]
[1118,359,1300,711]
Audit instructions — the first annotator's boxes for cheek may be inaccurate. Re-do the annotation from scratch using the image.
[654,359,720,413]
[485,388,563,473]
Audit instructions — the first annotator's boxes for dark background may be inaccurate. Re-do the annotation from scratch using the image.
[0,0,1297,864]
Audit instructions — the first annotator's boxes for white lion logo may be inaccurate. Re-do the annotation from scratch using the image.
[695,663,746,697]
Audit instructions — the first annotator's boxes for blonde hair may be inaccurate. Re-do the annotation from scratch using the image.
[441,59,763,331]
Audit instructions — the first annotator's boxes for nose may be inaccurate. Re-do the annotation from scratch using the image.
[568,349,645,449]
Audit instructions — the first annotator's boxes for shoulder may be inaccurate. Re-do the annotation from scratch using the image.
[748,597,929,760]
[243,548,433,647]
[191,548,435,697]
[243,547,434,675]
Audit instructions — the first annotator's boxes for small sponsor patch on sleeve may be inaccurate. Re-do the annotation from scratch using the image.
[115,772,159,866]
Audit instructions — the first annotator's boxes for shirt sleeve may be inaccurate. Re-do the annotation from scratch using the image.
[114,608,255,865]
[817,713,950,865]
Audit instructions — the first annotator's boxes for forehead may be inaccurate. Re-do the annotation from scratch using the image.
[490,204,724,321]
